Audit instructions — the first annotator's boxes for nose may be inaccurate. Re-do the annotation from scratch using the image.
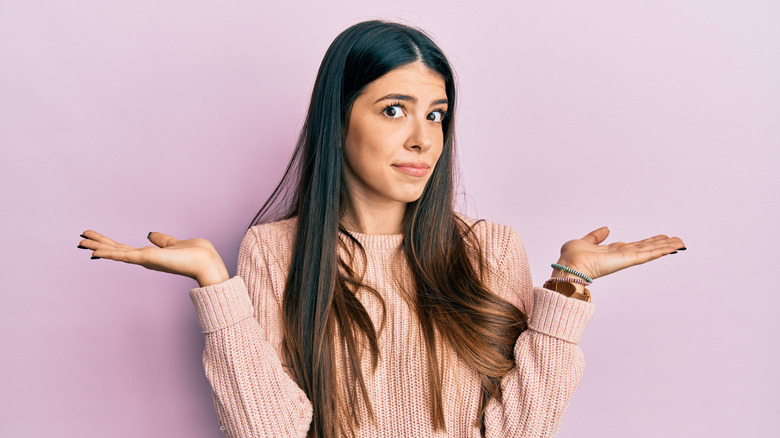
[405,117,433,152]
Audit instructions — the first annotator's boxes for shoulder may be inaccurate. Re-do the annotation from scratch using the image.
[455,213,532,311]
[240,217,298,267]
[455,212,525,270]
[247,217,298,244]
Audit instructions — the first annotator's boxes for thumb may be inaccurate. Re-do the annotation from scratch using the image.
[147,232,180,248]
[582,226,610,245]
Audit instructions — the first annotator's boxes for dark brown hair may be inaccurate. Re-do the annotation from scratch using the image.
[250,20,527,437]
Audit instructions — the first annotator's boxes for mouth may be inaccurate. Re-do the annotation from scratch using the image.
[392,162,430,177]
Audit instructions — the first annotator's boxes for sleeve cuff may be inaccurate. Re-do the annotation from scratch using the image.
[528,287,596,344]
[189,276,254,333]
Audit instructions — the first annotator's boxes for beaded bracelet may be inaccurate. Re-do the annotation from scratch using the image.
[547,276,591,286]
[551,263,594,283]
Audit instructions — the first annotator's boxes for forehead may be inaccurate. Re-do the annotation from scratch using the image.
[360,62,446,100]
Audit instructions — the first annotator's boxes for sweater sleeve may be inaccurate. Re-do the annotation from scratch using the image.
[483,226,595,438]
[188,228,313,437]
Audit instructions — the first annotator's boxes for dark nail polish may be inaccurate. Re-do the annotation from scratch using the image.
[91,256,101,260]
[670,251,678,254]
[147,232,152,240]
[678,247,687,251]
[77,245,87,250]
[80,234,87,239]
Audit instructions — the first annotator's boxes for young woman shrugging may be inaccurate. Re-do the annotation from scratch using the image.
[79,20,685,438]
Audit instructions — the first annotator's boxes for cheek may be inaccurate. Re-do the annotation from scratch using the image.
[345,125,395,170]
[344,126,385,183]
[432,133,445,161]
[344,130,368,170]
[344,119,364,168]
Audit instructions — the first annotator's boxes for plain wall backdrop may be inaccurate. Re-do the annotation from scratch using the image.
[1,1,778,436]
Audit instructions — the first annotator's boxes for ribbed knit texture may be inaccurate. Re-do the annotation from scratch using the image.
[189,217,595,437]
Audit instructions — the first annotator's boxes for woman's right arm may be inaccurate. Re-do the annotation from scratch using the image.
[192,228,313,437]
[78,229,313,437]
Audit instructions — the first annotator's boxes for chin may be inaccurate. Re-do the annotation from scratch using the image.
[397,191,426,204]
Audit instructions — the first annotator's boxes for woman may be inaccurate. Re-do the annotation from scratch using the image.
[78,21,684,437]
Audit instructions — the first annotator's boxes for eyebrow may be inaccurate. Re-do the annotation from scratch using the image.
[374,94,448,106]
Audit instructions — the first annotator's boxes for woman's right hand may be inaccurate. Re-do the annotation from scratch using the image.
[78,230,230,287]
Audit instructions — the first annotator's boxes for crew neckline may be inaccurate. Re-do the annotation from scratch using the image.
[340,228,403,250]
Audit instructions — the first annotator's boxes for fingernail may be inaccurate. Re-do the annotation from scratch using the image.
[678,247,687,251]
[670,251,678,254]
[77,245,87,250]
[147,232,152,240]
[90,256,101,260]
[80,234,87,239]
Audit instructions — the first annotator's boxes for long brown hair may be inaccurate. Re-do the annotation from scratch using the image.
[250,20,527,437]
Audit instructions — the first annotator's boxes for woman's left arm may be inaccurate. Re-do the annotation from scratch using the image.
[483,225,684,437]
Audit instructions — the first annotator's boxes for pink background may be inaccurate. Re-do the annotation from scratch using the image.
[1,1,778,436]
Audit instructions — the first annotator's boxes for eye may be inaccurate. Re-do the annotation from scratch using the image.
[382,105,405,118]
[427,110,445,123]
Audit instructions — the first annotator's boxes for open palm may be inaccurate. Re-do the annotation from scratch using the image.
[78,230,229,287]
[557,227,685,280]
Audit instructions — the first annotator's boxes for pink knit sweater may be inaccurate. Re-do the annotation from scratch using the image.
[189,217,595,437]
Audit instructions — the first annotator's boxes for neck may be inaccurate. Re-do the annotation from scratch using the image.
[341,199,406,235]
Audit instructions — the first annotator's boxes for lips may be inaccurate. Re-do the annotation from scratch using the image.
[392,162,430,177]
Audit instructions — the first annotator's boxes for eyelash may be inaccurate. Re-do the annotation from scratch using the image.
[381,102,448,123]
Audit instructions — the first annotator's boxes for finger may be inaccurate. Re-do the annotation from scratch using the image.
[662,237,686,253]
[640,234,669,243]
[78,239,109,251]
[90,248,131,263]
[92,247,152,265]
[81,230,124,246]
[640,244,682,262]
[626,235,668,251]
[148,232,180,249]
[633,235,684,251]
[582,227,610,245]
[642,238,686,257]
[79,234,133,251]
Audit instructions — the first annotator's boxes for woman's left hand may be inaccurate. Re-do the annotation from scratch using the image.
[555,227,685,280]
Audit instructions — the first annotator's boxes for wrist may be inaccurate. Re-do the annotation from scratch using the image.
[549,269,587,293]
[196,262,230,287]
[552,259,593,282]
[547,260,592,301]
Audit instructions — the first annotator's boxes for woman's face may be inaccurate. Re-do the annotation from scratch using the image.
[343,61,447,212]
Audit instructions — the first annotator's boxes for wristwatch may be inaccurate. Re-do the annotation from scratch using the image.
[543,279,591,302]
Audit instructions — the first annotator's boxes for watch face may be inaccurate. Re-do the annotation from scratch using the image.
[544,280,589,301]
